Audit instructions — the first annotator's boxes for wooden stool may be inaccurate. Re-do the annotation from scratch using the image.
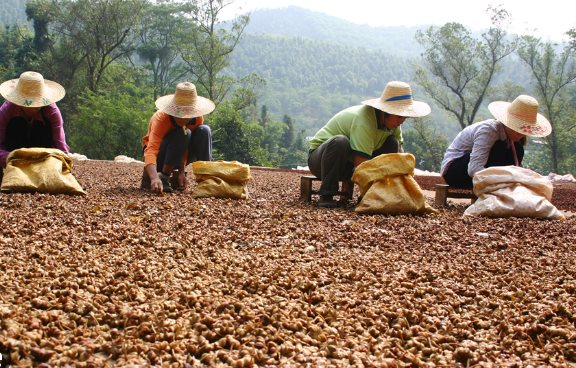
[434,184,477,207]
[300,175,353,202]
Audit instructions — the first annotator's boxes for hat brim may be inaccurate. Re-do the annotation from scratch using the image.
[155,94,216,118]
[0,79,65,107]
[362,98,431,118]
[488,101,552,138]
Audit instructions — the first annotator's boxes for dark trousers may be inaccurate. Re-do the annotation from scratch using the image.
[308,135,400,195]
[2,117,54,182]
[156,125,212,172]
[442,140,525,188]
[5,117,54,151]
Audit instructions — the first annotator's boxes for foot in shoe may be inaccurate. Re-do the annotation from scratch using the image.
[318,195,338,208]
[158,172,173,193]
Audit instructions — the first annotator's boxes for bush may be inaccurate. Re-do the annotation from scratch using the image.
[67,89,154,160]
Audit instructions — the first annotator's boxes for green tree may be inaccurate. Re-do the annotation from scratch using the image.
[24,0,79,93]
[403,119,448,172]
[280,126,308,168]
[415,6,516,129]
[293,129,307,151]
[491,80,526,102]
[210,102,257,164]
[261,120,286,165]
[28,0,147,93]
[228,73,265,119]
[281,114,295,149]
[568,28,576,48]
[67,65,154,160]
[259,105,269,128]
[25,0,52,53]
[179,0,249,103]
[137,1,190,100]
[517,36,576,173]
[0,25,36,79]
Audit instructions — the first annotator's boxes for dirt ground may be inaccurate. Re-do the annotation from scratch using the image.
[1,160,575,367]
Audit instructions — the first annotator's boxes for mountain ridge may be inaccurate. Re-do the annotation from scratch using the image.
[242,6,425,56]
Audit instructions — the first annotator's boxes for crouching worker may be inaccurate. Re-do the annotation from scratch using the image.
[440,95,551,189]
[141,82,215,193]
[0,71,69,179]
[307,81,431,208]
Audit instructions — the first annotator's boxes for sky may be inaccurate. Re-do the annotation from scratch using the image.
[222,0,576,41]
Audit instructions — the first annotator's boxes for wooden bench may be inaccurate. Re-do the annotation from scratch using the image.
[300,175,354,203]
[434,184,477,207]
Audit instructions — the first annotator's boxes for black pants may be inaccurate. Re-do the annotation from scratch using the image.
[307,135,400,195]
[442,140,525,189]
[5,117,54,151]
[156,125,212,171]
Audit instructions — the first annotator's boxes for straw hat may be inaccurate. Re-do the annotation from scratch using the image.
[488,95,551,137]
[0,71,65,107]
[362,81,431,118]
[155,82,215,118]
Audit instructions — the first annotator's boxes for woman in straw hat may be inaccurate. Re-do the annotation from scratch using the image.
[308,81,431,208]
[440,94,552,189]
[0,71,69,172]
[141,82,215,193]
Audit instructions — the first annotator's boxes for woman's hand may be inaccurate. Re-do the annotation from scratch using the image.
[150,177,163,193]
[146,164,163,193]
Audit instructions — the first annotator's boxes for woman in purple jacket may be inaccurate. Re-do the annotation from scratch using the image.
[0,71,69,173]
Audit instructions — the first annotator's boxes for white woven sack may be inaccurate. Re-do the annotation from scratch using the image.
[463,166,564,220]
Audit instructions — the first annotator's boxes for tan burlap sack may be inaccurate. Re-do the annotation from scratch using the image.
[191,160,251,199]
[1,148,85,195]
[352,153,435,215]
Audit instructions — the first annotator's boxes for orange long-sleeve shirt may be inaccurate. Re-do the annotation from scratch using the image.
[142,111,204,166]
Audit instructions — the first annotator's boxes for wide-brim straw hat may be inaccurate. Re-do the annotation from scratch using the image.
[488,95,551,137]
[362,81,431,118]
[0,71,65,107]
[155,82,215,118]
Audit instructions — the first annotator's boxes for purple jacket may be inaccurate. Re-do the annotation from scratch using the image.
[0,101,70,167]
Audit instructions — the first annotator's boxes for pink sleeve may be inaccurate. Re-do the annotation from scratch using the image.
[0,102,13,167]
[44,104,70,154]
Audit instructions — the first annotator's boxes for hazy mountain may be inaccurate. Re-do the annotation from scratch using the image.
[243,6,425,57]
[228,7,434,133]
[229,32,419,133]
[230,6,533,138]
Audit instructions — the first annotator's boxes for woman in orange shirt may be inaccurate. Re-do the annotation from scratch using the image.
[141,82,215,193]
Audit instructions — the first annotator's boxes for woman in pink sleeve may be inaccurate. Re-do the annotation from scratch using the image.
[0,71,69,176]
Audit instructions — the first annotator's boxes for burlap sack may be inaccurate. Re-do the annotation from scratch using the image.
[352,153,434,214]
[1,148,85,195]
[191,160,251,199]
[464,166,564,219]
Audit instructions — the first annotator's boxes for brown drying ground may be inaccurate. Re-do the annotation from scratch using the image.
[1,160,575,367]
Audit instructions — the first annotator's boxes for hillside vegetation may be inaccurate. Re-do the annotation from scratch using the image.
[229,33,417,133]
[227,7,532,139]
